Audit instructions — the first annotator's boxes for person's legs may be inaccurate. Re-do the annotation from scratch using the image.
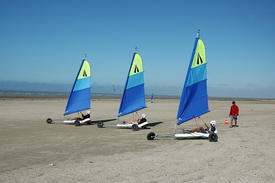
[128,120,137,124]
[234,117,238,127]
[230,116,233,128]
[200,128,207,133]
[192,127,203,132]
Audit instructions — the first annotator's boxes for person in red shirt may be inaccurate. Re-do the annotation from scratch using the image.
[229,101,239,128]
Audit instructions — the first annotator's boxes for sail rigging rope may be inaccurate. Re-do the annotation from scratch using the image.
[194,117,200,128]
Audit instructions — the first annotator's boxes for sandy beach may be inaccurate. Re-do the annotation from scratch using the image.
[0,98,274,182]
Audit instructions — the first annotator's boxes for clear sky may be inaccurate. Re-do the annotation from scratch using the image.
[0,0,275,98]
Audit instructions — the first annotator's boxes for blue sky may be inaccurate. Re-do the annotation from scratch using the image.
[0,0,275,98]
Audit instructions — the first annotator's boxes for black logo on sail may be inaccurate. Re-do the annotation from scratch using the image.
[134,65,139,73]
[83,70,87,77]
[197,53,203,65]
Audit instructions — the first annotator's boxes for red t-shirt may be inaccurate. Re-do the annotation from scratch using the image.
[229,104,239,116]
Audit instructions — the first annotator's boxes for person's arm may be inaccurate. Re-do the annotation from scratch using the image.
[80,112,84,118]
[204,122,209,130]
[138,118,146,124]
[204,123,214,133]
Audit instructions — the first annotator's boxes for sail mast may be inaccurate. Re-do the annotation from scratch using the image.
[197,29,200,38]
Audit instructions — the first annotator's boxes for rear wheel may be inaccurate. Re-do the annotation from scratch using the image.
[147,132,156,140]
[209,133,218,142]
[46,118,53,124]
[74,120,81,126]
[132,124,138,131]
[87,121,92,125]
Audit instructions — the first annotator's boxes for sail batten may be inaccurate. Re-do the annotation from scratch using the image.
[64,59,91,116]
[118,53,146,117]
[177,37,209,125]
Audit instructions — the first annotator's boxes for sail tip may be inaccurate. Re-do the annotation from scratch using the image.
[197,29,200,38]
[134,46,140,53]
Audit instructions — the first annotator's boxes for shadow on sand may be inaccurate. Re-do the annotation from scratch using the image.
[143,121,163,129]
[91,118,117,124]
[48,118,117,125]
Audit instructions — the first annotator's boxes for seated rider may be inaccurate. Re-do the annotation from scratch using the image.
[137,113,147,124]
[128,113,147,124]
[72,110,90,121]
[191,120,217,134]
[81,110,90,119]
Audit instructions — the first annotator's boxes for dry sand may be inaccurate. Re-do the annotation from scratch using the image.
[0,98,274,182]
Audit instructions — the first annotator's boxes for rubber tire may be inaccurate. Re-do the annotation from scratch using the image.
[209,133,218,142]
[46,118,53,124]
[132,124,138,131]
[74,120,81,126]
[147,132,156,140]
[97,122,104,128]
[87,121,92,125]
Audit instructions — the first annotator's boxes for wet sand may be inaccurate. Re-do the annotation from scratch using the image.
[0,98,274,182]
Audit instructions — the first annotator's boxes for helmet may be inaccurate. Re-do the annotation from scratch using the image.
[210,120,216,126]
[141,113,146,118]
[86,110,90,114]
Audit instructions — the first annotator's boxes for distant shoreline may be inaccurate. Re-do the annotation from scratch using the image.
[0,90,274,101]
[0,90,177,99]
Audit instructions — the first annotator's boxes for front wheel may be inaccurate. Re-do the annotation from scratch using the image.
[97,122,104,128]
[46,118,53,124]
[209,133,218,142]
[147,132,156,140]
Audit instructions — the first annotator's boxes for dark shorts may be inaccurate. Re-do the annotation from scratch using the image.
[231,115,238,121]
[200,128,207,134]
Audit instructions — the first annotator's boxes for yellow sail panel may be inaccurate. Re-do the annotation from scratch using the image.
[191,39,206,69]
[129,53,143,76]
[77,60,91,79]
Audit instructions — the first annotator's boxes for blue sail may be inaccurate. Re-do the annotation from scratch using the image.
[118,53,146,117]
[177,37,209,125]
[64,59,91,115]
